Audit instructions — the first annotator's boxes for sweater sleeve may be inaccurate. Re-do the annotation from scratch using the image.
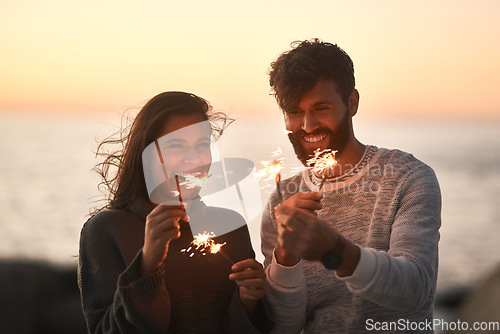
[260,193,307,334]
[77,212,171,334]
[346,164,441,312]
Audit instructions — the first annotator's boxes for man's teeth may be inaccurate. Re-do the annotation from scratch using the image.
[303,134,326,143]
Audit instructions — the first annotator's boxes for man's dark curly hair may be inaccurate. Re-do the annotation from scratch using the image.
[269,38,355,112]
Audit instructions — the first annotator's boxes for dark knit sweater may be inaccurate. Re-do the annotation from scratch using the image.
[78,198,271,334]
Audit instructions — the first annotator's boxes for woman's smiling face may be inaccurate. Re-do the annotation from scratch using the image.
[156,113,213,200]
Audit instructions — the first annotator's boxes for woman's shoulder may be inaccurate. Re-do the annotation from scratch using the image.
[81,208,141,239]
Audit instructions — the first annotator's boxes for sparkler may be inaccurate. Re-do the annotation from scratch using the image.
[178,173,210,189]
[306,148,338,191]
[255,148,285,201]
[180,231,233,264]
[174,175,184,204]
[273,159,284,202]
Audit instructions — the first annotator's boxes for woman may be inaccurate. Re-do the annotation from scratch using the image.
[78,91,272,333]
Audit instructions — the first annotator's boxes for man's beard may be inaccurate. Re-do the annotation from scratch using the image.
[288,112,351,166]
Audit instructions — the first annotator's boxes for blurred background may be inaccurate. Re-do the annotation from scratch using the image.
[1,0,499,332]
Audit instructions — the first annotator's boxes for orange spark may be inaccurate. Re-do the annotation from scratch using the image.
[180,231,226,257]
[306,148,338,178]
[179,174,210,189]
[255,148,285,181]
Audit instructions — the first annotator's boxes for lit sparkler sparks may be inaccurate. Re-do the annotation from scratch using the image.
[255,148,285,201]
[306,148,338,191]
[178,173,210,189]
[180,231,233,263]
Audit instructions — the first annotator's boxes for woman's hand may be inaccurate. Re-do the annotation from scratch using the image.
[139,204,188,277]
[229,259,266,319]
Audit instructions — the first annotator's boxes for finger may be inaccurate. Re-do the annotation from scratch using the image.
[234,278,266,289]
[231,259,263,272]
[145,218,180,239]
[149,208,188,224]
[229,269,265,281]
[277,225,303,253]
[277,222,302,242]
[239,287,265,300]
[148,203,185,218]
[276,210,312,232]
[160,219,181,234]
[294,198,322,211]
[277,205,318,226]
[288,191,323,202]
[162,226,181,241]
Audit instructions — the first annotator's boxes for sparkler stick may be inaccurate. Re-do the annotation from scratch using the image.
[275,161,283,202]
[174,175,184,204]
[318,172,329,192]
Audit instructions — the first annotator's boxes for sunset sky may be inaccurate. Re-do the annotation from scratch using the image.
[1,0,499,119]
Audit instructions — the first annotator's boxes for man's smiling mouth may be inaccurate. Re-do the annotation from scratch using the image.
[303,133,327,143]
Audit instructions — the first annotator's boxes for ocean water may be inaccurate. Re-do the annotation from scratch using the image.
[0,112,499,292]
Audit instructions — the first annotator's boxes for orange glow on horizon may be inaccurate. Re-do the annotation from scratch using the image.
[1,1,499,119]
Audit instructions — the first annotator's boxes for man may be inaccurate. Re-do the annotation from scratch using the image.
[261,39,441,333]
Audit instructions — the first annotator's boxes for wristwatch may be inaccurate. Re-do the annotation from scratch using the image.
[322,234,346,270]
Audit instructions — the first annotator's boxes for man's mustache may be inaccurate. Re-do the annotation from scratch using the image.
[290,128,333,138]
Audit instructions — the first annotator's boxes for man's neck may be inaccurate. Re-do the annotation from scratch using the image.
[328,139,366,178]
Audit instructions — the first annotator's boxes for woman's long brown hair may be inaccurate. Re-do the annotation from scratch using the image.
[92,91,232,215]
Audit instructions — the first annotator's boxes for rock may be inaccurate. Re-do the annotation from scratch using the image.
[0,259,87,334]
[454,264,500,333]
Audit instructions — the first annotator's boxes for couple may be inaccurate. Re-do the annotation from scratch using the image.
[78,39,441,333]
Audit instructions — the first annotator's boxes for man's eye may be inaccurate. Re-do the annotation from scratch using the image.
[167,144,183,149]
[286,110,301,115]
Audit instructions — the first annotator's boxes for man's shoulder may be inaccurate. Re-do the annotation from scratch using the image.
[374,146,439,185]
[375,146,434,172]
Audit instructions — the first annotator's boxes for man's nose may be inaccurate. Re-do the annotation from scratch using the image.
[302,111,320,133]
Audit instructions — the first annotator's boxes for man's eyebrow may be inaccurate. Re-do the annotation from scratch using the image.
[311,100,334,107]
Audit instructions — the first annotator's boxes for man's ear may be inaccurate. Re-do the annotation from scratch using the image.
[348,89,360,117]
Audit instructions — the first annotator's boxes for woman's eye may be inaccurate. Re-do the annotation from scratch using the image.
[197,142,211,149]
[167,144,183,149]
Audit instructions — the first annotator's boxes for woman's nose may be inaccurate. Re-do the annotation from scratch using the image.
[182,147,201,165]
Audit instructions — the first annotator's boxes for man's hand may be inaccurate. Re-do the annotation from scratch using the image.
[279,191,323,213]
[274,192,324,266]
[275,203,337,262]
[275,192,361,276]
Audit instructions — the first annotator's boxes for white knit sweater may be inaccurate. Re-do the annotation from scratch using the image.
[261,146,441,334]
